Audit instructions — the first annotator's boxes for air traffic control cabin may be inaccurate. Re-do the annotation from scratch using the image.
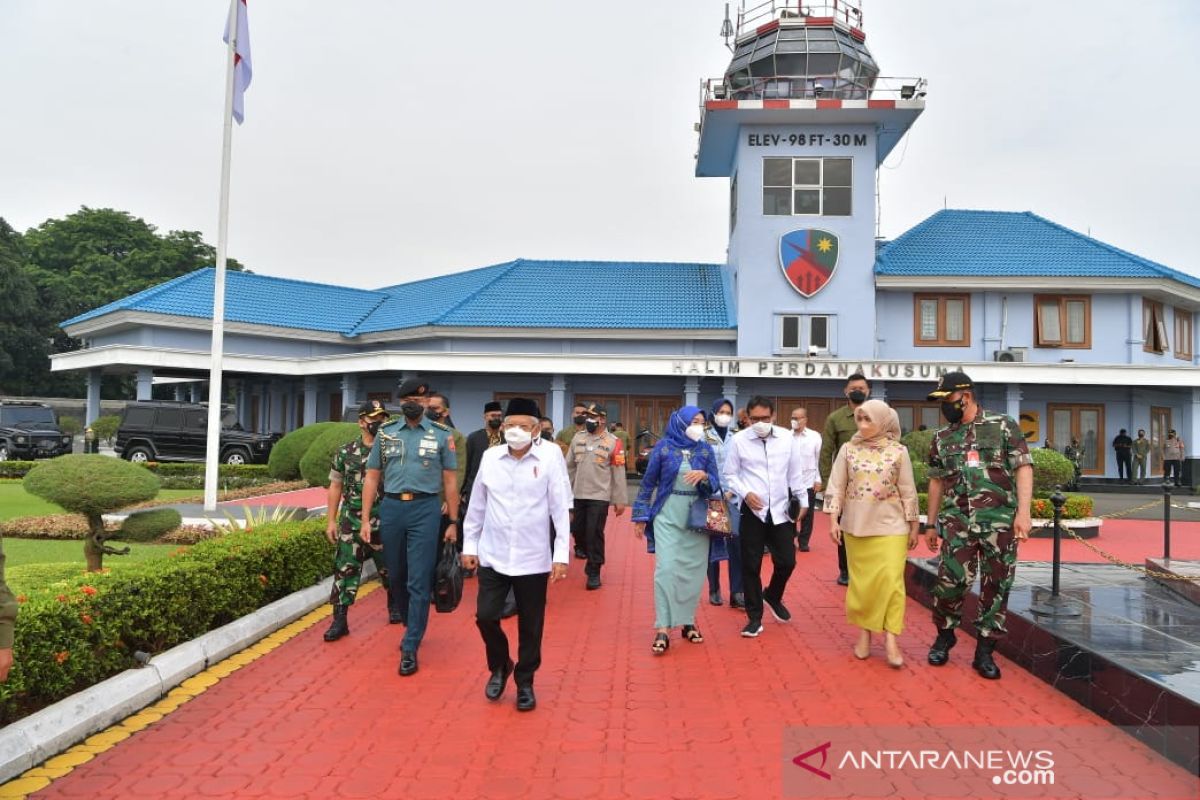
[54,1,1200,483]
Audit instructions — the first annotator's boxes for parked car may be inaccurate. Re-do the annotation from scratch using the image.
[114,400,277,464]
[0,401,73,461]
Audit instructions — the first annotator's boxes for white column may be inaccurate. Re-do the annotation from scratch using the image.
[303,377,318,426]
[873,381,887,403]
[85,369,102,425]
[340,374,359,418]
[683,376,700,407]
[549,374,567,431]
[1183,388,1200,484]
[136,367,153,400]
[190,383,201,403]
[173,385,184,401]
[1005,383,1022,422]
[721,378,739,416]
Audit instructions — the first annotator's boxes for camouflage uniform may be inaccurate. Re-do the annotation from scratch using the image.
[927,409,1032,639]
[329,439,389,606]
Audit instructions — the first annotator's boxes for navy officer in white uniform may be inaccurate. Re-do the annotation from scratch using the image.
[461,397,571,712]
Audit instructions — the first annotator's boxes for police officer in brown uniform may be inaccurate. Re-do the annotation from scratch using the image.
[567,403,628,590]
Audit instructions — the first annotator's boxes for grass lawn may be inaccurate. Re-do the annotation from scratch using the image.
[3,538,177,569]
[0,483,198,521]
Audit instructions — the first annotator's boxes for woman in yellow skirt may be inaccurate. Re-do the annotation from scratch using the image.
[822,399,919,667]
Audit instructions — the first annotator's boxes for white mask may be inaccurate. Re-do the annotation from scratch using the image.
[685,424,705,442]
[752,421,773,438]
[790,419,801,430]
[714,413,733,427]
[504,427,532,448]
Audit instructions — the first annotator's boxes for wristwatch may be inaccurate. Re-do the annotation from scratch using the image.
[919,522,932,532]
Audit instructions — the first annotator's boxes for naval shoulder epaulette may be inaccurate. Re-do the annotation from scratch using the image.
[430,420,451,432]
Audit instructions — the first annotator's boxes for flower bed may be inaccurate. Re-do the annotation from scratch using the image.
[0,518,334,725]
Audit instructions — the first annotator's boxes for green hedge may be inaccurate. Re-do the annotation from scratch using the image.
[136,463,274,490]
[120,509,183,542]
[918,492,1095,520]
[1030,448,1076,493]
[268,422,341,481]
[0,462,36,479]
[0,518,335,725]
[299,424,360,488]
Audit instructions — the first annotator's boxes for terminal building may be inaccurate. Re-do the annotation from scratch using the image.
[54,1,1199,484]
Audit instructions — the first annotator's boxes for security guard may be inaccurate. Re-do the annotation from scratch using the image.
[923,371,1032,680]
[324,400,392,642]
[567,403,628,590]
[362,378,459,677]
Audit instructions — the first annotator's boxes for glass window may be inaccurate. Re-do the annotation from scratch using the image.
[945,299,965,341]
[1065,300,1086,345]
[914,294,970,346]
[919,299,938,340]
[896,406,914,434]
[762,157,853,217]
[763,187,791,215]
[782,316,800,349]
[1175,308,1193,360]
[1142,299,1168,353]
[184,410,207,429]
[123,407,155,427]
[1038,300,1062,344]
[822,187,851,216]
[793,159,820,185]
[920,406,942,430]
[810,316,828,349]
[794,189,821,214]
[156,409,183,429]
[764,158,792,186]
[824,158,852,186]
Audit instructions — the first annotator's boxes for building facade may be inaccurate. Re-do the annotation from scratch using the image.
[53,1,1199,483]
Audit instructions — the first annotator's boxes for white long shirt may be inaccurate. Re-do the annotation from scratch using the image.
[791,428,822,490]
[463,438,572,576]
[723,425,808,523]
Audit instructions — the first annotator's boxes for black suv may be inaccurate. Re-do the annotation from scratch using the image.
[114,400,277,465]
[0,401,73,461]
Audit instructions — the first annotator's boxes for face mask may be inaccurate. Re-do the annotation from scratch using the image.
[790,419,801,430]
[752,421,773,438]
[685,424,705,442]
[365,421,382,436]
[505,427,532,448]
[541,430,554,441]
[401,401,424,420]
[941,399,965,424]
[585,420,600,433]
[848,390,868,405]
[714,413,732,428]
[425,408,443,422]
[573,414,587,426]
[487,417,502,430]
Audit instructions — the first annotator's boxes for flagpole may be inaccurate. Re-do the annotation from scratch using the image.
[204,0,239,512]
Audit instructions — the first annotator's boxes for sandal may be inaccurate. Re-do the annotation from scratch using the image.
[682,625,704,644]
[651,632,670,655]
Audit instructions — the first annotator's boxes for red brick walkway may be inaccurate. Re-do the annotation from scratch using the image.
[28,512,1196,799]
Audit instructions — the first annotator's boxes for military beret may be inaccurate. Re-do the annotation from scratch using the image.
[396,377,431,398]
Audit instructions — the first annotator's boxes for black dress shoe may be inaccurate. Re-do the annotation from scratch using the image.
[927,628,957,666]
[836,572,849,586]
[729,592,746,610]
[485,660,513,701]
[573,547,587,560]
[586,575,601,590]
[709,590,723,606]
[798,543,810,552]
[398,651,418,676]
[515,685,536,712]
[972,638,1002,680]
[389,610,406,625]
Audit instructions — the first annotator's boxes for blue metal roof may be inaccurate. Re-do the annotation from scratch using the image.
[63,259,736,336]
[875,209,1200,289]
[62,269,386,333]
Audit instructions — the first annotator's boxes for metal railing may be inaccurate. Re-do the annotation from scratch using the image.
[733,0,864,39]
[700,75,926,104]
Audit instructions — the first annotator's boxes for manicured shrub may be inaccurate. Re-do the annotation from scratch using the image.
[267,422,340,481]
[1031,448,1075,493]
[89,415,120,445]
[909,459,929,493]
[58,416,81,438]
[919,492,1094,521]
[0,514,96,540]
[132,462,273,490]
[119,508,183,542]
[24,455,161,571]
[298,423,360,488]
[0,517,334,725]
[901,428,934,466]
[0,461,36,479]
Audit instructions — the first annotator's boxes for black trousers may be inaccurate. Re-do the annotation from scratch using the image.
[575,499,610,577]
[738,507,796,624]
[1165,459,1183,483]
[796,487,816,548]
[476,566,549,688]
[1116,452,1132,480]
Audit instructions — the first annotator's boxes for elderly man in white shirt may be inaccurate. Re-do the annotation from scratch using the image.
[789,406,822,552]
[462,397,571,712]
[723,395,808,638]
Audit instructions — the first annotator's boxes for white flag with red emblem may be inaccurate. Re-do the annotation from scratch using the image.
[222,0,252,124]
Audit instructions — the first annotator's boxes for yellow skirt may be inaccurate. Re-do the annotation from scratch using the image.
[844,533,909,635]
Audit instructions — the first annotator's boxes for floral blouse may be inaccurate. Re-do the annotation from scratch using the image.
[822,439,919,537]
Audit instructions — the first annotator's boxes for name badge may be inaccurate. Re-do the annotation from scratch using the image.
[966,449,981,468]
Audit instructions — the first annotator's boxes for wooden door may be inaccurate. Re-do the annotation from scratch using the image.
[329,392,342,423]
[775,397,832,433]
[1150,406,1171,475]
[1048,403,1105,475]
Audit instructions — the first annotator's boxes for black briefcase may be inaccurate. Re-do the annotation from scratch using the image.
[432,540,464,613]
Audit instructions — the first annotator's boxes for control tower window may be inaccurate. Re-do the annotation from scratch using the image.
[763,157,852,216]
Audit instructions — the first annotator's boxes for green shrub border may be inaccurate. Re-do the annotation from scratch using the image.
[917,492,1096,520]
[0,517,334,725]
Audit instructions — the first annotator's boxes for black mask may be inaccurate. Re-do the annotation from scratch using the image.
[573,414,587,426]
[401,401,424,420]
[585,420,600,433]
[487,417,502,430]
[848,390,867,405]
[425,408,444,422]
[541,430,554,441]
[365,420,382,436]
[941,399,965,424]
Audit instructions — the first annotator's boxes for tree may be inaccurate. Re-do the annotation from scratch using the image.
[0,218,45,396]
[89,414,121,445]
[23,455,161,571]
[15,207,245,397]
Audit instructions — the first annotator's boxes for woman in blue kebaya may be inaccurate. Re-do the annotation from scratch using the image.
[632,406,721,655]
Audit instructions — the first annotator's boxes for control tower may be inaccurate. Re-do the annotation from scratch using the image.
[697,1,924,359]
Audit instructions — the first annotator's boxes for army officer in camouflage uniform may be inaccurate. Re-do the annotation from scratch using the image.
[923,371,1032,680]
[323,400,392,642]
[362,378,460,678]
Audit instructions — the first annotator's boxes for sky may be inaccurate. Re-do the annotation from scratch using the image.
[3,0,1198,286]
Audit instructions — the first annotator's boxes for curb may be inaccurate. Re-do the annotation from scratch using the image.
[0,569,354,784]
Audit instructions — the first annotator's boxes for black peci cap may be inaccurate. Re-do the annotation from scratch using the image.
[483,401,503,413]
[927,371,975,401]
[504,397,542,419]
[396,377,431,398]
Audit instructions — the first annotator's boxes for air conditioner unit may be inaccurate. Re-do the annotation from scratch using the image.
[993,347,1027,363]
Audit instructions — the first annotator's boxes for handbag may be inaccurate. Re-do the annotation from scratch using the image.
[432,540,463,613]
[689,495,734,536]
